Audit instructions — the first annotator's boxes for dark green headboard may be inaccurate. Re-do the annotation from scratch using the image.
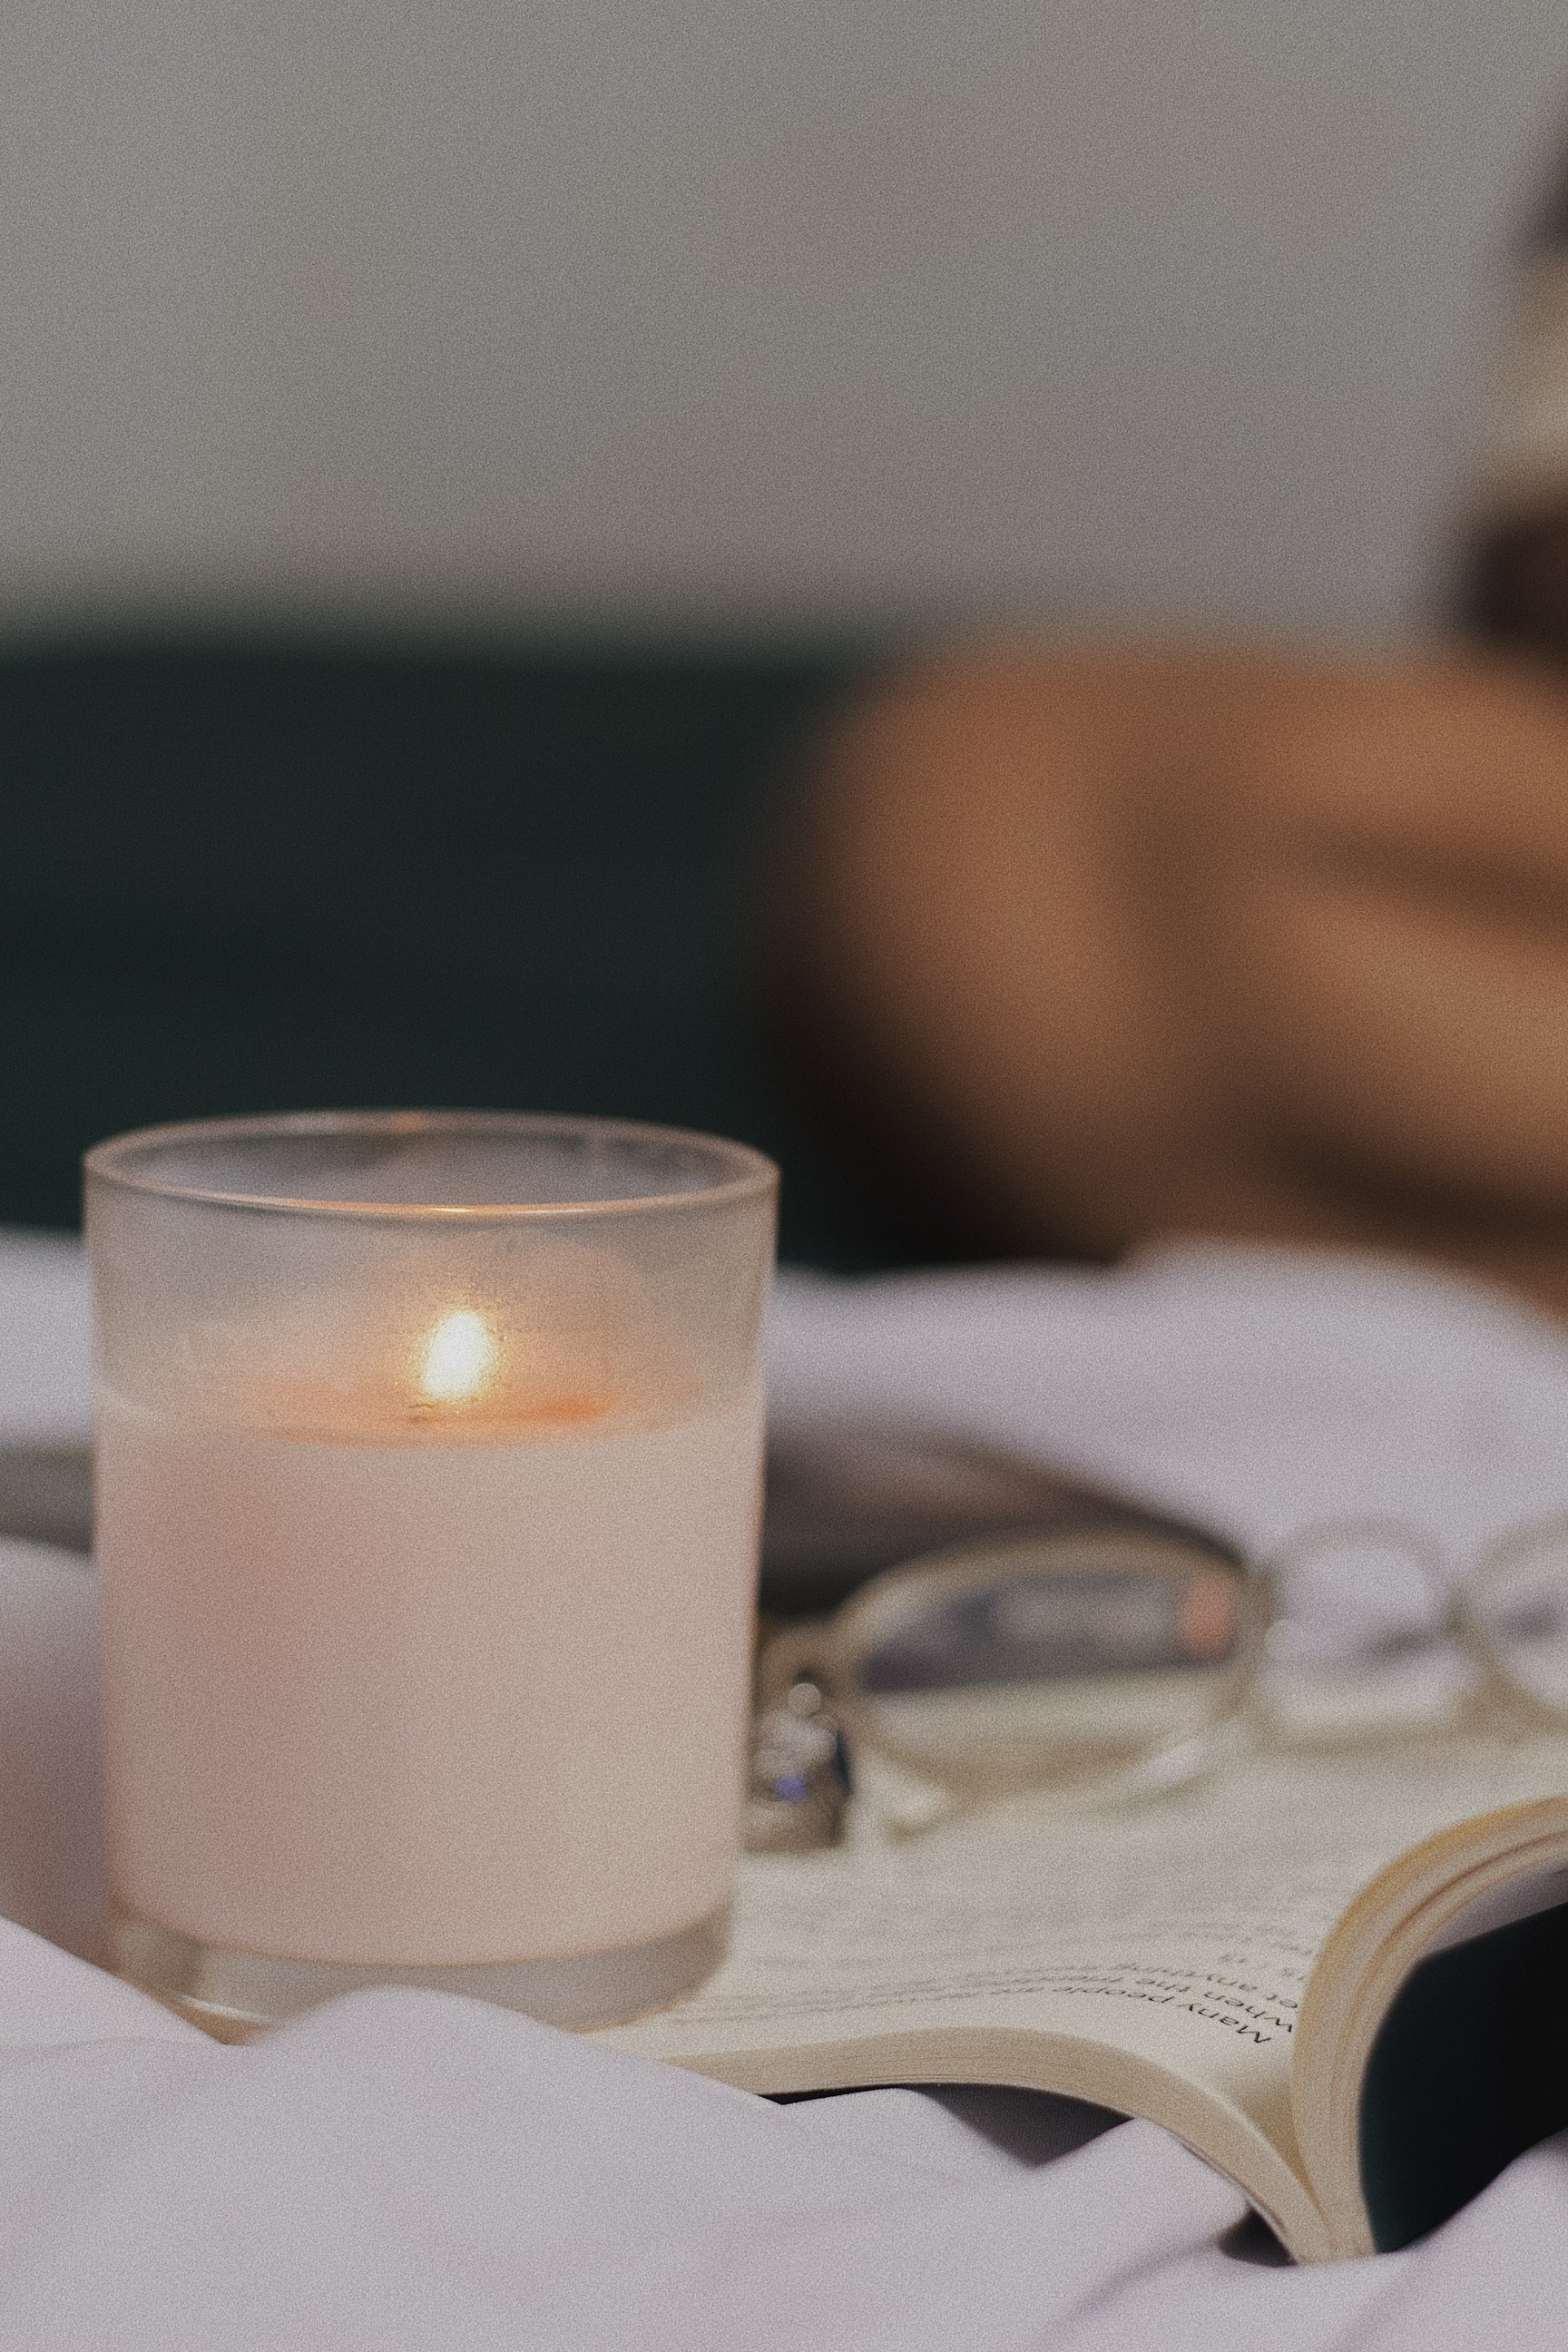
[0,636,884,1267]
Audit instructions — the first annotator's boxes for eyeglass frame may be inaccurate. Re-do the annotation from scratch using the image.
[748,1510,1568,1845]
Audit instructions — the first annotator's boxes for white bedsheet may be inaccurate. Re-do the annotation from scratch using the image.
[2,1230,1567,2347]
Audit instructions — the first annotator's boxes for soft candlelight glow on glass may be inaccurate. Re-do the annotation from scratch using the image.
[87,1112,776,2040]
[416,1307,500,1407]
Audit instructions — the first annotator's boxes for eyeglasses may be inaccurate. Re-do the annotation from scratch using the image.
[746,1511,1568,1849]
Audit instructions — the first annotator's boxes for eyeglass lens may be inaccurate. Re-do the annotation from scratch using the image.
[1466,1524,1568,1717]
[835,1532,1257,1798]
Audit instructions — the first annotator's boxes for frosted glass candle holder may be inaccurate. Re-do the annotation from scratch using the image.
[86,1112,776,2040]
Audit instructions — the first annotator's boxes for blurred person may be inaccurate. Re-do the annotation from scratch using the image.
[766,165,1568,1314]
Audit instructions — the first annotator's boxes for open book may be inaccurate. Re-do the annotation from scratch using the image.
[603,1736,1568,2262]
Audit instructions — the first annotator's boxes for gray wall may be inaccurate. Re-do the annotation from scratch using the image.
[4,0,1565,642]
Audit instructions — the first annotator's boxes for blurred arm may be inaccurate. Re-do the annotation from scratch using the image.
[775,642,1568,1308]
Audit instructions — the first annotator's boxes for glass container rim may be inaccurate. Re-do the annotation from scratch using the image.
[83,1110,779,1223]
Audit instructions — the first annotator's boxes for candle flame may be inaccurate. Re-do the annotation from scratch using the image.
[416,1308,499,1406]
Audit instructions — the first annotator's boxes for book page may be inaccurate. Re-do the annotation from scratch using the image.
[603,1733,1568,2254]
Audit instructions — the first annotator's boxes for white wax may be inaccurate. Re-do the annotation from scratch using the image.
[96,1384,762,1965]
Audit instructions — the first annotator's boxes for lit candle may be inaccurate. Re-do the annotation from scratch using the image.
[87,1112,775,2034]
